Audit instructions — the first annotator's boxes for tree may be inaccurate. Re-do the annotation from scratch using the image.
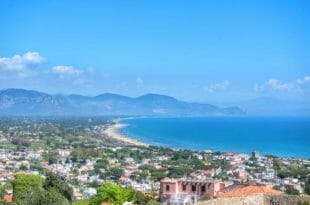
[12,173,71,205]
[43,171,73,203]
[42,151,58,165]
[0,182,12,199]
[151,171,167,181]
[42,188,70,205]
[12,174,43,204]
[106,167,124,180]
[285,186,300,195]
[89,182,138,205]
[304,179,310,195]
[30,163,44,172]
[297,201,310,205]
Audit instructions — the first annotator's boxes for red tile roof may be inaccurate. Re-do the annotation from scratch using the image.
[4,194,13,203]
[218,185,283,198]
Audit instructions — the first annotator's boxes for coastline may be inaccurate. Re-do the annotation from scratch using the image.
[104,119,148,147]
[104,117,310,159]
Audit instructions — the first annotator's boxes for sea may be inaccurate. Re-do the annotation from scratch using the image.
[120,117,310,159]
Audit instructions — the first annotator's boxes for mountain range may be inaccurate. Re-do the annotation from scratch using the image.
[0,89,245,116]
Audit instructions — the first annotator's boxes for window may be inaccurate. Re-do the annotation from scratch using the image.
[191,185,196,192]
[201,185,206,192]
[182,184,186,191]
[166,185,170,191]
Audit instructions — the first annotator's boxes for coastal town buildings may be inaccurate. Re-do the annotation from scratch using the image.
[0,119,309,204]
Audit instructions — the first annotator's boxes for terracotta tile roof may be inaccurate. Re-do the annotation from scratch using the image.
[218,185,283,198]
[4,194,13,202]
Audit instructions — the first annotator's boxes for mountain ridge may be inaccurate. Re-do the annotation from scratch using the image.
[0,88,245,116]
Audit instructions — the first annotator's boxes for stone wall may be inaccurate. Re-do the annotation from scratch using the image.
[198,194,310,205]
[264,194,310,205]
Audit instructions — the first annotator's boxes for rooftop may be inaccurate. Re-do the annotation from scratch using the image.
[217,185,283,198]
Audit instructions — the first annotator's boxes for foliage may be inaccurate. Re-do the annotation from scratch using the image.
[272,185,281,191]
[73,200,90,205]
[304,178,310,195]
[89,182,138,205]
[30,163,44,172]
[285,186,300,195]
[101,167,124,180]
[12,174,44,204]
[168,166,192,178]
[12,173,71,205]
[277,168,310,180]
[0,182,12,199]
[146,199,162,205]
[297,201,310,205]
[43,171,73,202]
[0,200,11,205]
[42,151,58,165]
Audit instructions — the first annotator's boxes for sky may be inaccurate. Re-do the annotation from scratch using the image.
[0,0,309,103]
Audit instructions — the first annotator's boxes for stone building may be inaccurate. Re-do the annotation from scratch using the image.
[160,178,225,205]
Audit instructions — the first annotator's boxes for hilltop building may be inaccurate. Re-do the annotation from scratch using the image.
[160,178,225,205]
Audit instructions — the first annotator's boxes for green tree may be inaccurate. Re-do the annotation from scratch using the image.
[12,173,71,205]
[42,188,70,205]
[285,186,300,195]
[304,179,310,195]
[12,174,43,204]
[43,171,73,203]
[104,167,124,180]
[297,201,310,205]
[89,182,138,205]
[0,182,12,199]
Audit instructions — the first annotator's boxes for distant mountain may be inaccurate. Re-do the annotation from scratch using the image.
[0,88,245,116]
[216,97,310,116]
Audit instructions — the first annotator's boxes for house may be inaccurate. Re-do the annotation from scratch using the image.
[73,192,83,200]
[3,194,12,203]
[83,187,97,198]
[160,178,225,205]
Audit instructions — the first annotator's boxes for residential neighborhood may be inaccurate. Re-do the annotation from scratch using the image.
[0,118,309,204]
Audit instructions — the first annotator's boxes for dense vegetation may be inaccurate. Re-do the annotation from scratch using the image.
[12,172,72,205]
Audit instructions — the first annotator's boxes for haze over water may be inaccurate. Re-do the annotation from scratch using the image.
[121,117,310,158]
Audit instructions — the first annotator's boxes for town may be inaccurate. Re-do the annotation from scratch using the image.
[0,117,309,205]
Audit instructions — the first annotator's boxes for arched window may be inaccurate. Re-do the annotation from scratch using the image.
[201,185,206,192]
[192,185,196,192]
[166,185,170,191]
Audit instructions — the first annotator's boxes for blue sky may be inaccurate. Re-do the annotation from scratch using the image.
[0,0,309,103]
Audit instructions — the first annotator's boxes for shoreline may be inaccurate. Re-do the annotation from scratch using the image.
[104,117,309,159]
[104,120,148,147]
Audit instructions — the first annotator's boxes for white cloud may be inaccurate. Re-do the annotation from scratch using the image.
[255,76,310,93]
[52,65,83,76]
[204,80,229,92]
[136,77,144,88]
[0,52,45,77]
[296,76,310,84]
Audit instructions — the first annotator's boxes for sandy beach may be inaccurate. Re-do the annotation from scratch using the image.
[104,121,148,147]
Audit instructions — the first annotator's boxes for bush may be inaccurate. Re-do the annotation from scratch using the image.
[89,182,140,205]
[285,186,300,195]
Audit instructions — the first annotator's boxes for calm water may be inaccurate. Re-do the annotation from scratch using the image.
[120,117,310,158]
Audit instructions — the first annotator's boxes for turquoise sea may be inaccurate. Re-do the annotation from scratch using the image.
[120,117,310,158]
